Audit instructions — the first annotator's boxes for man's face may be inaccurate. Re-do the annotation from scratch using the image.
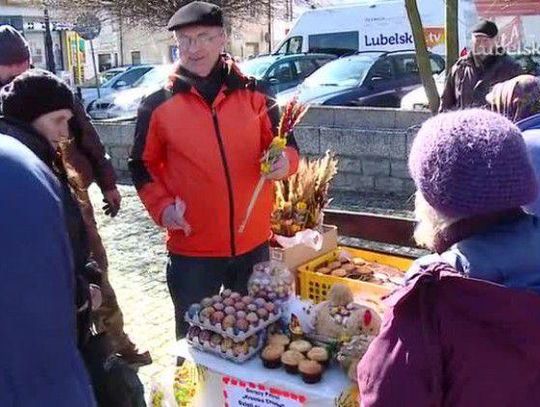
[32,109,73,149]
[471,34,497,60]
[174,25,225,77]
[0,60,29,86]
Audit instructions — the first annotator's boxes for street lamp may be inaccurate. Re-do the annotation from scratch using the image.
[43,1,56,73]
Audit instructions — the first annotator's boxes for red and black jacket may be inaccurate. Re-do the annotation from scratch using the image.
[129,60,299,257]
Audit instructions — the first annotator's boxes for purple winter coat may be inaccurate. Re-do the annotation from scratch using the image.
[357,262,540,407]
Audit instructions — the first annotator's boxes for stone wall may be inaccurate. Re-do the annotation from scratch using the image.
[295,106,430,197]
[95,120,136,181]
[93,107,430,197]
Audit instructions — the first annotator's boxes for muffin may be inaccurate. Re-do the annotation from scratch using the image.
[268,333,290,348]
[289,339,312,354]
[307,347,329,366]
[331,268,347,278]
[318,267,331,275]
[261,345,284,369]
[298,360,323,384]
[352,257,366,266]
[328,261,341,270]
[342,263,356,273]
[281,350,305,374]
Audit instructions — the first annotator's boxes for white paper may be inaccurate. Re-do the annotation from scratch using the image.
[275,229,323,251]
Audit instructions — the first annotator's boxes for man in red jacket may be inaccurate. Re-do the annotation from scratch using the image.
[129,1,299,341]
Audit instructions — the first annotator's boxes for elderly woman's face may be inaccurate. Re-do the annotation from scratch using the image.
[32,109,73,149]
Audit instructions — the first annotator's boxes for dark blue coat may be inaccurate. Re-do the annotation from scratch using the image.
[0,135,95,406]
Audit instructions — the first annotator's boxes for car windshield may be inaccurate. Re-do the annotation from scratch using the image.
[79,70,125,88]
[239,57,276,79]
[132,66,171,88]
[304,55,374,87]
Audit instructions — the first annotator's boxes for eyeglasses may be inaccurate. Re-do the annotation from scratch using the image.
[176,33,222,50]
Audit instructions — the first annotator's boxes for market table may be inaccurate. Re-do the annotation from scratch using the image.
[173,339,358,407]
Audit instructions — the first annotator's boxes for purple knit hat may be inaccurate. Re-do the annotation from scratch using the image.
[409,109,538,218]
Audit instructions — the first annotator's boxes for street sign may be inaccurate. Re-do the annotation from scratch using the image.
[74,13,101,41]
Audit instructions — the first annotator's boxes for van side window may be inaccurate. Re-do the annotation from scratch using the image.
[429,55,445,74]
[308,31,358,56]
[275,36,303,55]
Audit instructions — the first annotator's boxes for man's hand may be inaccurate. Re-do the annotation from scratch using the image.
[264,153,290,180]
[103,188,122,217]
[161,198,192,236]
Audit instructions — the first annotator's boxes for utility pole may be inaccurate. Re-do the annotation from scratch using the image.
[405,0,440,113]
[267,0,272,53]
[119,12,124,66]
[445,0,459,73]
[43,3,56,73]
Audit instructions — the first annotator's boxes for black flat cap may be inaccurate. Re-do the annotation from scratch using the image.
[472,20,498,38]
[167,1,223,31]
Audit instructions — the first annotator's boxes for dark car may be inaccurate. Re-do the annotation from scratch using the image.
[238,53,336,94]
[294,50,445,107]
[514,53,540,76]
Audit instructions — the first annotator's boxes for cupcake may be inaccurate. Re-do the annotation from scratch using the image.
[281,350,305,374]
[307,347,329,366]
[298,360,323,384]
[200,297,214,308]
[268,333,290,348]
[331,268,347,278]
[289,340,312,354]
[318,267,331,275]
[342,263,356,273]
[328,261,341,270]
[256,308,269,320]
[261,345,284,369]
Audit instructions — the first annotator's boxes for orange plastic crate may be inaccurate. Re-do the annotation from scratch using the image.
[298,247,413,304]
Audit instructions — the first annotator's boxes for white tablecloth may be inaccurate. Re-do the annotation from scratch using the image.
[174,339,355,407]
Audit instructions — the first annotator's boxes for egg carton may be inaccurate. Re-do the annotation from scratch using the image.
[184,311,282,342]
[187,334,264,364]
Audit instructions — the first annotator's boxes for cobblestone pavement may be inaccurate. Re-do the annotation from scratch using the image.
[89,184,175,391]
[89,184,415,395]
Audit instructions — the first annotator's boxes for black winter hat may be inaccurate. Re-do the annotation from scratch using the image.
[0,25,30,66]
[167,1,223,31]
[0,69,74,123]
[472,20,498,38]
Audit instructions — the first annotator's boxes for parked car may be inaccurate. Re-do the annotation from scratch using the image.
[81,65,154,111]
[239,53,335,94]
[400,53,540,111]
[400,72,446,110]
[88,64,172,120]
[293,50,445,107]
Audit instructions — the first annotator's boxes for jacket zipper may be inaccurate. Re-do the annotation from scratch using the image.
[211,107,236,256]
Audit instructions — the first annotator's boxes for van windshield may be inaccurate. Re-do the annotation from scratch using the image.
[304,56,373,87]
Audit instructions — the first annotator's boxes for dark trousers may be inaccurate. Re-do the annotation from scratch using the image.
[166,243,269,339]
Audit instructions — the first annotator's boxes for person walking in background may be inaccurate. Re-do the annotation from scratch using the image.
[129,1,299,342]
[0,24,151,366]
[439,20,522,112]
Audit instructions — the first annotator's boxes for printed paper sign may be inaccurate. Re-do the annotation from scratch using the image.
[222,376,306,407]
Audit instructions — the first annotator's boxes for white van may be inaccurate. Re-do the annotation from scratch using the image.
[274,0,478,56]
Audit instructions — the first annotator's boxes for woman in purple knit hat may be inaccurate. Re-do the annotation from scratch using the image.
[358,109,540,406]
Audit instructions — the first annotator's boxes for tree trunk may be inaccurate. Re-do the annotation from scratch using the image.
[405,0,440,114]
[445,0,459,73]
